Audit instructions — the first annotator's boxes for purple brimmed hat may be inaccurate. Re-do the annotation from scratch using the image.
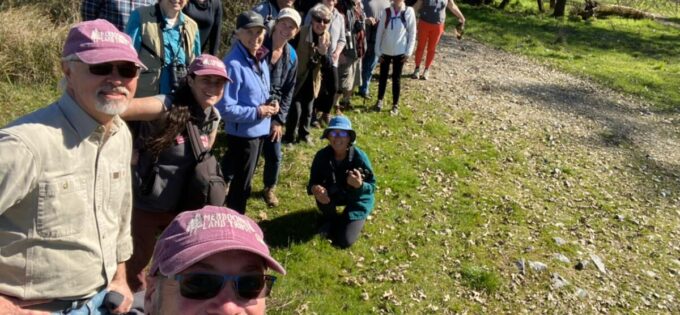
[62,19,146,69]
[188,54,231,81]
[150,206,285,276]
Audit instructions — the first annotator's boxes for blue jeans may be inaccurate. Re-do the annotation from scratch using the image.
[359,45,378,95]
[262,137,281,188]
[51,289,109,315]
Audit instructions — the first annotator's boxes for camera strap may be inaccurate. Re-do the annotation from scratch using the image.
[154,3,187,68]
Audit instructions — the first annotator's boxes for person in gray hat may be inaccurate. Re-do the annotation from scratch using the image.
[307,115,376,248]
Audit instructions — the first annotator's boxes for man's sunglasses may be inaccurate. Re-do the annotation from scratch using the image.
[329,130,349,138]
[313,16,331,25]
[174,273,277,300]
[80,62,140,79]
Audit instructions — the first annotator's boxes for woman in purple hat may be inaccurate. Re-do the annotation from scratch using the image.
[308,115,376,248]
[122,54,230,292]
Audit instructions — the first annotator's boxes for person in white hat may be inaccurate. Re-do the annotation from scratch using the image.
[259,7,302,207]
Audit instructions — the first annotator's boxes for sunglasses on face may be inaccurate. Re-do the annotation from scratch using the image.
[84,62,140,79]
[329,130,349,138]
[313,16,331,25]
[174,273,277,300]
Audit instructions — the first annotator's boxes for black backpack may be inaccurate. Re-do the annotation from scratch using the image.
[178,121,227,211]
[384,7,407,28]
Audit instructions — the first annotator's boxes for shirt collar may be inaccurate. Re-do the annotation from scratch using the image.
[57,93,122,140]
[163,12,186,30]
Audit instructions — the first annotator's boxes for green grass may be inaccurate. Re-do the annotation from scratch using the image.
[461,2,680,111]
[1,2,679,313]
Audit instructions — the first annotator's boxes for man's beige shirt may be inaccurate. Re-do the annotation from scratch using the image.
[0,93,133,300]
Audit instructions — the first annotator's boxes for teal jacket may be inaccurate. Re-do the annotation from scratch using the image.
[308,145,376,220]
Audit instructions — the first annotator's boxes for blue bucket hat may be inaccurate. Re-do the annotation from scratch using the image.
[321,115,356,143]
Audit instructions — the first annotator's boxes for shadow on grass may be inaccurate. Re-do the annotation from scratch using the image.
[259,208,319,249]
[498,81,680,192]
[465,7,680,59]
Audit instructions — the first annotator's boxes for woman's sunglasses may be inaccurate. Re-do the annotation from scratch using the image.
[81,62,141,79]
[313,16,331,25]
[174,273,277,300]
[329,130,349,138]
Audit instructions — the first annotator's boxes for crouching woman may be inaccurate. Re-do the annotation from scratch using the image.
[307,116,376,248]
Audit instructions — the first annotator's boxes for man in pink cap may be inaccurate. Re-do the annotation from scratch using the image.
[135,206,285,315]
[0,19,145,314]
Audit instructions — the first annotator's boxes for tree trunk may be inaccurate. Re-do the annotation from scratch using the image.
[537,0,544,13]
[550,0,556,9]
[498,0,511,10]
[553,0,567,17]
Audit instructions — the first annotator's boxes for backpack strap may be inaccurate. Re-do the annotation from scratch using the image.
[384,7,407,28]
[185,121,207,161]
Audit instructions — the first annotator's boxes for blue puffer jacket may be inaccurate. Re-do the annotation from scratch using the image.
[217,42,271,138]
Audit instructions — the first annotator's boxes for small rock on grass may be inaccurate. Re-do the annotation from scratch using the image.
[590,253,607,274]
[553,237,567,246]
[551,273,570,289]
[575,288,588,298]
[553,253,571,264]
[516,259,526,274]
[529,261,548,272]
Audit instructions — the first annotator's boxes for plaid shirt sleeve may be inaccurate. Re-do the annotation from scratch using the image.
[80,0,102,22]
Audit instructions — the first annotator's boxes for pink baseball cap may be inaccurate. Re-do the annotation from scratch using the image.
[62,19,146,69]
[150,206,285,276]
[188,54,231,81]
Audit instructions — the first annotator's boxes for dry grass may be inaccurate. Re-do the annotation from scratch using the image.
[0,8,68,84]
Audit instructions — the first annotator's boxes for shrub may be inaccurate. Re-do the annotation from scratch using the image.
[0,8,67,85]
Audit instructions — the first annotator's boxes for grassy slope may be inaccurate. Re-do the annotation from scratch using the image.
[1,2,679,314]
[462,1,680,112]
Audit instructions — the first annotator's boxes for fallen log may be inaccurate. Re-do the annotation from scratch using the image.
[574,1,658,20]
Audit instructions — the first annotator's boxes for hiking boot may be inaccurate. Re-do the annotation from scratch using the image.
[372,100,383,112]
[421,69,430,80]
[412,67,421,79]
[340,99,353,110]
[311,120,321,128]
[358,90,369,99]
[390,105,399,115]
[263,186,279,207]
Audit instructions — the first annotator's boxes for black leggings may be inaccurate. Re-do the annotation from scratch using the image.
[377,54,405,105]
[317,201,366,248]
[314,63,338,114]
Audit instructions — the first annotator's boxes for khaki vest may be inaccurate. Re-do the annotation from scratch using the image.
[136,5,198,97]
[295,26,330,98]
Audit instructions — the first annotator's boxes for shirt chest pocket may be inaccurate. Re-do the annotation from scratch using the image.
[37,175,88,238]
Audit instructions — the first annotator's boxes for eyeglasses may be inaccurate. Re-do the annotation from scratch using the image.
[313,16,331,25]
[174,273,277,300]
[329,130,349,138]
[83,62,140,78]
